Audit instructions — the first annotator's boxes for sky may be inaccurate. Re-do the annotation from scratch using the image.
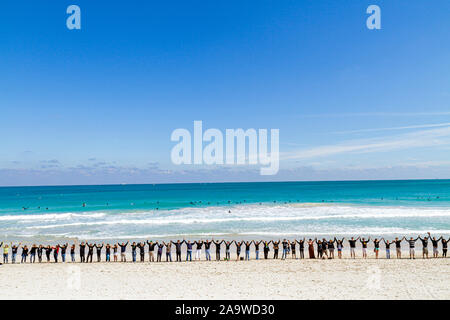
[0,0,449,186]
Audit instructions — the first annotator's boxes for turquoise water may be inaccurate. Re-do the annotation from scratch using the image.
[1,180,449,241]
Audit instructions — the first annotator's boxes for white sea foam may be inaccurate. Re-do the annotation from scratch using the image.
[1,203,449,240]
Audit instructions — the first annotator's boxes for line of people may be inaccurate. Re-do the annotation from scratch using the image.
[1,233,448,264]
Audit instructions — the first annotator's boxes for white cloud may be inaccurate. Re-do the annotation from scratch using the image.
[284,126,450,160]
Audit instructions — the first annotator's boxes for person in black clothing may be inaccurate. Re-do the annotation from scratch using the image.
[297,238,305,259]
[60,243,68,262]
[86,243,95,263]
[360,237,370,259]
[147,240,156,262]
[172,240,183,262]
[253,240,262,260]
[393,237,404,259]
[95,243,104,262]
[37,245,44,263]
[224,241,232,260]
[21,245,29,263]
[194,240,203,261]
[156,242,164,262]
[289,240,296,259]
[383,239,392,259]
[44,245,52,262]
[441,238,449,257]
[419,233,430,259]
[79,242,86,263]
[244,241,252,261]
[373,238,382,259]
[131,242,138,262]
[118,242,129,262]
[272,240,280,259]
[233,241,243,261]
[213,240,224,261]
[430,235,441,258]
[348,237,359,259]
[137,242,145,262]
[263,241,270,259]
[105,244,111,262]
[29,244,37,263]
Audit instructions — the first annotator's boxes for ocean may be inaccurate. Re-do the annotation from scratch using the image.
[1,180,449,242]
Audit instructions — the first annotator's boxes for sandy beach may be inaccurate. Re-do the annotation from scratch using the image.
[1,252,448,300]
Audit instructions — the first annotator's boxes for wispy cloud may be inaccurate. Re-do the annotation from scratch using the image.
[333,122,450,134]
[284,126,450,160]
[300,112,450,118]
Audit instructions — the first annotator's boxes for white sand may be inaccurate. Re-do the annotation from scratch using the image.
[0,253,449,299]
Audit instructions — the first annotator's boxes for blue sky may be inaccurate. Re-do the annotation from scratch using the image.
[1,0,449,185]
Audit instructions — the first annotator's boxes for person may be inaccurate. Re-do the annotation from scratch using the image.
[86,243,94,263]
[234,241,243,261]
[328,239,335,259]
[137,242,145,262]
[194,240,203,261]
[2,243,9,263]
[113,244,119,262]
[307,239,315,259]
[21,245,29,263]
[406,237,419,259]
[272,240,280,259]
[321,239,328,259]
[383,239,391,259]
[335,238,344,259]
[430,236,441,258]
[244,241,251,261]
[79,242,86,263]
[360,237,370,259]
[213,240,224,261]
[105,244,111,262]
[225,241,232,260]
[204,240,211,261]
[118,242,128,262]
[289,240,297,259]
[253,240,262,260]
[60,243,68,262]
[70,244,76,262]
[95,243,104,262]
[172,240,183,262]
[44,245,52,262]
[52,244,60,263]
[156,242,164,262]
[29,244,37,263]
[185,240,193,261]
[297,239,305,259]
[441,238,449,258]
[419,233,430,259]
[281,239,289,260]
[315,239,323,259]
[11,243,20,264]
[373,238,382,259]
[131,242,138,262]
[147,240,156,262]
[37,245,44,263]
[393,237,404,259]
[348,237,359,259]
[163,241,172,262]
